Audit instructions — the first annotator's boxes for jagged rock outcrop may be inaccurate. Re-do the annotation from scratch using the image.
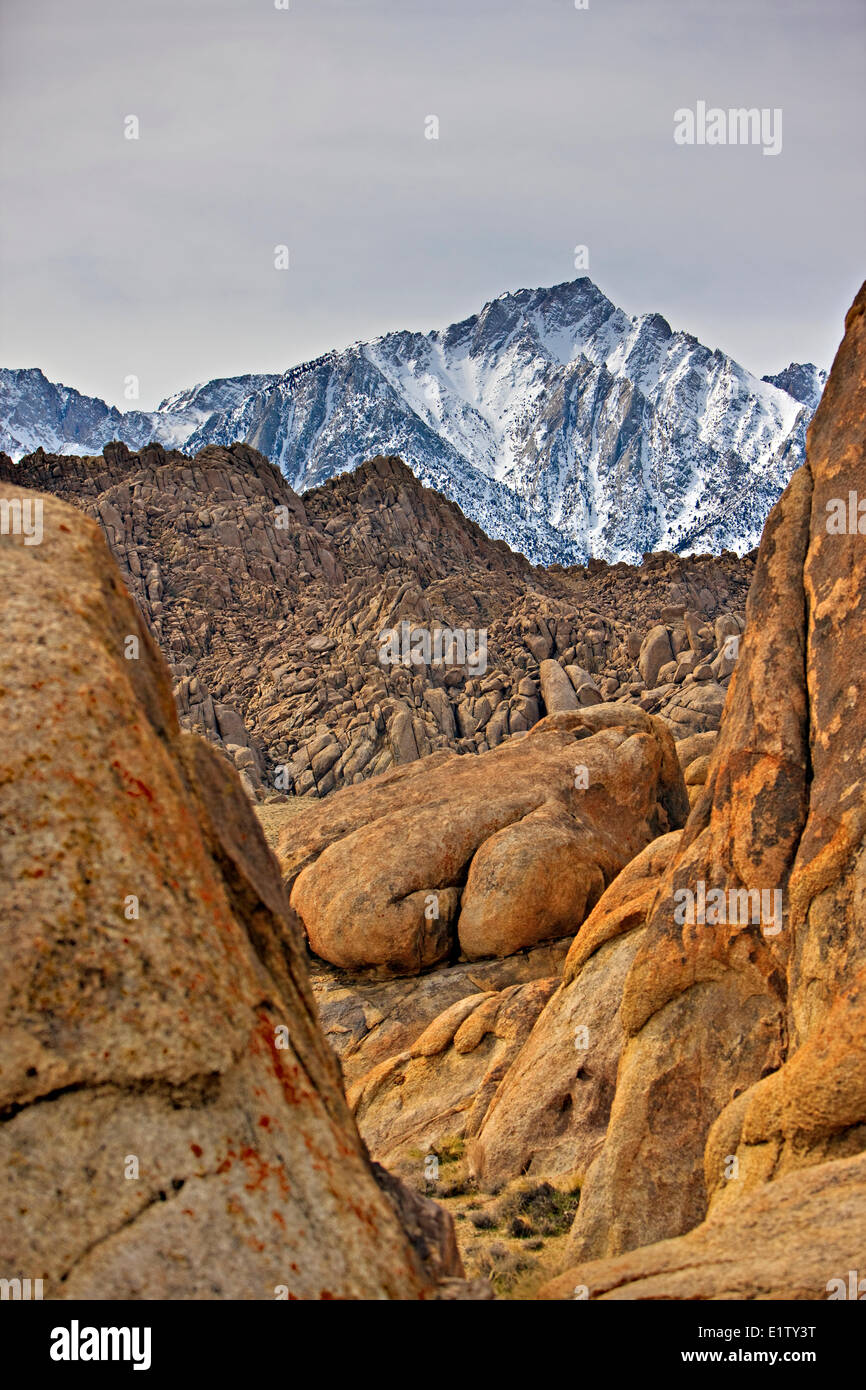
[266,705,689,974]
[536,281,866,1296]
[0,486,463,1299]
[0,445,752,802]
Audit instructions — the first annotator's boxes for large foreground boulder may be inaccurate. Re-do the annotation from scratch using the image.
[0,487,458,1299]
[546,282,866,1282]
[269,705,689,973]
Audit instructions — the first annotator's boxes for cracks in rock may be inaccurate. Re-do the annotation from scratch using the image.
[1,1079,93,1124]
[56,1191,170,1288]
[1,1071,225,1125]
[55,1169,211,1290]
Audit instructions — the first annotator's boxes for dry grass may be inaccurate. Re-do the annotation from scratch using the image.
[255,798,310,849]
[405,1140,581,1299]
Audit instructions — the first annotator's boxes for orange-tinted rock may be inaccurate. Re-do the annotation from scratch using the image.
[349,978,559,1168]
[538,1151,866,1301]
[561,283,866,1266]
[310,941,570,1089]
[0,487,456,1299]
[272,705,689,973]
[468,832,682,1189]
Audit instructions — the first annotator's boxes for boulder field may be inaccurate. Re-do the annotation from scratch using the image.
[0,441,750,805]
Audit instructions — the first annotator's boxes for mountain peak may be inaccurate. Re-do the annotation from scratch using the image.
[761,361,827,412]
[0,281,822,566]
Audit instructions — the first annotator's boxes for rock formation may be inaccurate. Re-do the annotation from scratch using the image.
[269,704,688,973]
[1,283,860,1304]
[305,942,571,1092]
[348,977,560,1169]
[468,831,684,1190]
[0,446,751,806]
[0,487,465,1299]
[532,280,865,1297]
[538,1153,866,1300]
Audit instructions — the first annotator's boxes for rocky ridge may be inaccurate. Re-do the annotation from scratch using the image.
[0,443,752,812]
[0,277,822,565]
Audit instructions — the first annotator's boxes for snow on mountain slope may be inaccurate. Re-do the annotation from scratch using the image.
[761,362,827,413]
[0,279,822,564]
[0,368,154,459]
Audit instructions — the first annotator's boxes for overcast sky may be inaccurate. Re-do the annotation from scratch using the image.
[0,0,863,409]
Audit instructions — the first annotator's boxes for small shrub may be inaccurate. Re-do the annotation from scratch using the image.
[470,1209,497,1230]
[496,1180,580,1238]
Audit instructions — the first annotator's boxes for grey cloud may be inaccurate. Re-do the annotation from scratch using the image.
[0,0,863,408]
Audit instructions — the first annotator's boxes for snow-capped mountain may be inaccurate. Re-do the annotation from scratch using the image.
[0,279,823,564]
[761,362,827,413]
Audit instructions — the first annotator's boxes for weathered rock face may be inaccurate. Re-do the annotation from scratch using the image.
[539,658,579,713]
[539,1152,866,1301]
[301,943,571,1175]
[638,624,673,687]
[541,281,866,1290]
[0,487,459,1299]
[468,832,683,1190]
[699,285,866,1210]
[266,705,689,974]
[0,445,753,802]
[306,942,570,1091]
[349,977,559,1169]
